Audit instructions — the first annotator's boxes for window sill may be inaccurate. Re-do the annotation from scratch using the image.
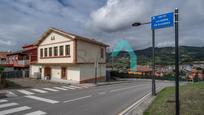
[40,55,71,59]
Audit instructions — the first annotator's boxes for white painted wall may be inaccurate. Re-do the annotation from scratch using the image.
[79,64,106,81]
[67,66,80,82]
[38,32,74,63]
[41,32,72,45]
[50,66,61,81]
[77,40,106,63]
[30,65,42,78]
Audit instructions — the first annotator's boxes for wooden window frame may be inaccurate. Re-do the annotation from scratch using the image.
[65,45,70,56]
[49,47,52,57]
[54,46,58,56]
[40,48,43,58]
[60,46,64,56]
[44,48,48,57]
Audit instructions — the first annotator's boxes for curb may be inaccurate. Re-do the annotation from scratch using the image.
[118,87,164,115]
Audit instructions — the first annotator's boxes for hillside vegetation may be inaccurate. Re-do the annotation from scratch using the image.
[107,46,204,66]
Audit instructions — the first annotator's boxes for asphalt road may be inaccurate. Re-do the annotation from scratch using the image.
[0,80,173,115]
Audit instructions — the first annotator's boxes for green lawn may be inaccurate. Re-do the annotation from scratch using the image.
[144,82,204,115]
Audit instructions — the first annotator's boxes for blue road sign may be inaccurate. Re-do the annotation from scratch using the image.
[151,12,174,30]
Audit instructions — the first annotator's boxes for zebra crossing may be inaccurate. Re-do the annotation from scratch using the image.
[15,85,89,96]
[0,99,47,115]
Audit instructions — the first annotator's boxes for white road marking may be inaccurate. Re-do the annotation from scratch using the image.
[53,87,67,90]
[63,95,92,103]
[80,86,89,88]
[69,85,81,89]
[43,88,59,92]
[109,86,138,93]
[98,92,106,95]
[0,100,8,103]
[31,89,48,93]
[119,87,163,115]
[62,86,75,90]
[17,90,35,95]
[6,91,17,97]
[25,95,59,104]
[0,106,31,115]
[0,103,18,109]
[24,110,47,115]
[118,92,151,115]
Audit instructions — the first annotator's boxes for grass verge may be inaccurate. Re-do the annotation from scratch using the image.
[144,82,204,115]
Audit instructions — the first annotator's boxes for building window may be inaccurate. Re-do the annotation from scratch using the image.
[101,48,104,58]
[44,48,47,57]
[54,46,58,56]
[51,36,55,40]
[65,45,70,56]
[40,48,43,57]
[49,47,52,57]
[60,46,64,56]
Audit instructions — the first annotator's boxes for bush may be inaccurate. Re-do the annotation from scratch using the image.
[110,71,186,81]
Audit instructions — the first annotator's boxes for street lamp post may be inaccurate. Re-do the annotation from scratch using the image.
[132,22,156,96]
[175,8,180,115]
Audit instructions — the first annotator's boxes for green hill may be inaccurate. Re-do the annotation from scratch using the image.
[107,46,204,66]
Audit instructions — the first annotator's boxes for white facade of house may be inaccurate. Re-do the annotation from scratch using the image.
[30,28,107,83]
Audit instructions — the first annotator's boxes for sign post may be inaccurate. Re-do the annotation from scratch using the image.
[151,9,179,115]
[175,8,180,115]
[152,29,156,96]
[151,12,175,97]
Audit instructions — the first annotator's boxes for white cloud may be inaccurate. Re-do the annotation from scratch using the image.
[89,0,154,32]
[88,0,204,49]
[0,0,204,51]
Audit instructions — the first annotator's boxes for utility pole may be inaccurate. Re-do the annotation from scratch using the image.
[95,57,98,84]
[111,49,114,71]
[152,29,156,96]
[175,8,180,115]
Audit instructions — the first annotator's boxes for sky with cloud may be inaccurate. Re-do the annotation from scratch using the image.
[0,0,203,51]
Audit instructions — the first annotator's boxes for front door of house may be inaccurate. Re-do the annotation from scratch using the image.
[61,67,67,80]
[44,67,51,80]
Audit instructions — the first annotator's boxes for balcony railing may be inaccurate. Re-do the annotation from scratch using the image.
[17,60,29,65]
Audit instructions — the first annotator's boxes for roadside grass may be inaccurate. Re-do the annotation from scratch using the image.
[144,82,204,115]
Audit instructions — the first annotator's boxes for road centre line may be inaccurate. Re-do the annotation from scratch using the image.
[98,92,106,95]
[109,85,145,93]
[63,95,92,103]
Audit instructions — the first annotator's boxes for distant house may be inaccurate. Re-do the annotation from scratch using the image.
[30,28,108,83]
[128,65,152,76]
[187,67,204,81]
[3,44,37,71]
[22,44,38,64]
[0,52,10,65]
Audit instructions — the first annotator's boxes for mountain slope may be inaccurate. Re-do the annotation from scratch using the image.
[107,46,204,65]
